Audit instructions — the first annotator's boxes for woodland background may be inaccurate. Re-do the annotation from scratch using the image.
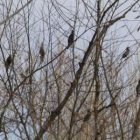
[0,0,139,140]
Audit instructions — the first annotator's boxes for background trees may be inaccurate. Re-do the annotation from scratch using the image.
[0,0,139,139]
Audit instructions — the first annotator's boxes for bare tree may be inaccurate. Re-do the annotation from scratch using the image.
[0,0,139,140]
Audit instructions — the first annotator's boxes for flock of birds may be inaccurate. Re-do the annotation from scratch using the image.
[3,30,139,124]
[4,31,140,96]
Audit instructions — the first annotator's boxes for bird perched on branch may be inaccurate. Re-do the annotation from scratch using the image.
[122,47,130,59]
[39,42,45,63]
[136,80,140,97]
[83,109,91,122]
[5,55,12,71]
[68,30,74,47]
[20,72,26,79]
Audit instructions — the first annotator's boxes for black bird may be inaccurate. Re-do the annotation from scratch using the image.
[39,42,45,63]
[136,80,140,97]
[68,30,74,47]
[83,109,91,122]
[122,47,130,59]
[5,55,12,71]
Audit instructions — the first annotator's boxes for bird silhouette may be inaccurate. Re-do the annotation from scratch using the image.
[20,73,26,79]
[5,55,12,71]
[68,30,74,47]
[122,47,130,59]
[39,42,45,63]
[83,109,91,122]
[136,80,140,97]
